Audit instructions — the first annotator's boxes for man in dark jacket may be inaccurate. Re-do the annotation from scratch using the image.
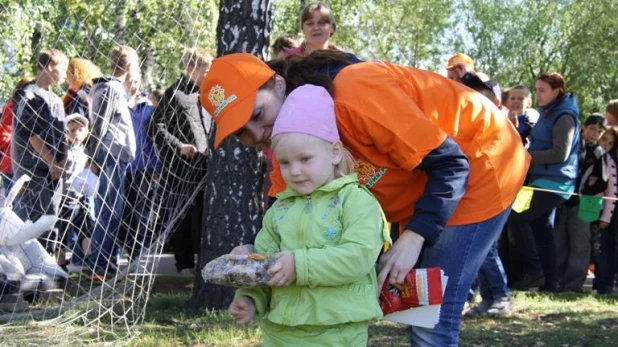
[149,47,212,274]
[12,49,68,252]
[86,45,139,280]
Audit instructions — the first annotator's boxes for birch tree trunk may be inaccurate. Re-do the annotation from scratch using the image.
[186,0,271,312]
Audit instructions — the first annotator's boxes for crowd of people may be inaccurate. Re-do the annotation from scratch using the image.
[1,1,618,346]
[0,45,211,281]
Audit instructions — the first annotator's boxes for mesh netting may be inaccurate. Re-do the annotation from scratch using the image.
[0,0,219,344]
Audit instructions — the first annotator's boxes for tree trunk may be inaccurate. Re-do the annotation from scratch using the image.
[185,0,271,312]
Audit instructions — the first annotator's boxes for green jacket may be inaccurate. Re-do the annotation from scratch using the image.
[237,174,390,326]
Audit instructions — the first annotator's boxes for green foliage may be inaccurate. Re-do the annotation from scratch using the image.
[0,0,218,101]
[1,0,616,116]
[271,0,452,68]
[271,0,303,43]
[451,0,618,115]
[332,0,452,68]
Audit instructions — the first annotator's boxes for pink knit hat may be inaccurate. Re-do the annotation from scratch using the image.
[272,84,340,143]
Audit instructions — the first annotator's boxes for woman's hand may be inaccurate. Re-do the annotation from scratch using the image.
[267,251,296,287]
[228,296,256,327]
[599,221,609,229]
[377,230,425,290]
[230,244,255,255]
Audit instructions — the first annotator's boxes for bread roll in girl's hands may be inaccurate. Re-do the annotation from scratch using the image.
[201,253,276,287]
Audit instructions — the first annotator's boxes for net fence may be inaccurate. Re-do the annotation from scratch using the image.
[0,0,219,344]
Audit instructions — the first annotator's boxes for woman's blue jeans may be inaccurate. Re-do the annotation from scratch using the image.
[409,207,511,346]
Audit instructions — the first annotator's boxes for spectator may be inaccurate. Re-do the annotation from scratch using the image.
[282,2,342,57]
[605,99,618,126]
[446,53,475,83]
[148,88,164,109]
[149,47,211,275]
[0,76,35,190]
[508,72,581,292]
[58,113,98,272]
[12,49,68,252]
[86,45,138,281]
[271,34,301,59]
[554,114,607,292]
[506,85,537,146]
[121,73,161,260]
[64,58,102,116]
[589,126,618,294]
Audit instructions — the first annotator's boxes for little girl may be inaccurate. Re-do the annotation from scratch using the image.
[584,126,618,294]
[228,85,390,346]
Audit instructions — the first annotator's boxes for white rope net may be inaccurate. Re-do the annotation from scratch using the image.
[0,0,218,344]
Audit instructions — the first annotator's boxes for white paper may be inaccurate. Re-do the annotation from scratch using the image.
[384,273,448,328]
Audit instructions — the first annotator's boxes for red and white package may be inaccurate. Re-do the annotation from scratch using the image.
[380,267,444,316]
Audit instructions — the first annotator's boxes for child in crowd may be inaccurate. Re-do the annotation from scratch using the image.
[0,76,36,191]
[506,85,537,146]
[605,99,618,126]
[148,89,164,109]
[271,34,301,59]
[587,126,618,294]
[121,74,161,261]
[554,114,608,292]
[228,85,389,346]
[58,114,98,272]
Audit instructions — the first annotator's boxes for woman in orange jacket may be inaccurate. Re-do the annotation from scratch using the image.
[200,51,529,345]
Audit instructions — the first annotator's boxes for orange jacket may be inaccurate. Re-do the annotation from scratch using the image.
[270,61,530,227]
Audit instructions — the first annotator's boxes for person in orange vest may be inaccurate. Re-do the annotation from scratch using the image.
[200,51,530,345]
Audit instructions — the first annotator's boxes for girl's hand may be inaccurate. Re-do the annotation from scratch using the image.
[228,296,256,327]
[377,230,425,291]
[267,251,296,287]
[599,221,609,229]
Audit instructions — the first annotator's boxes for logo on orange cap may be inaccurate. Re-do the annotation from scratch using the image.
[208,85,237,117]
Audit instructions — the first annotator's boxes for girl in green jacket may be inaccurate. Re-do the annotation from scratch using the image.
[228,84,390,346]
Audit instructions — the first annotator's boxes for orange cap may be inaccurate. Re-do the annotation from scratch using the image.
[199,53,275,149]
[446,53,475,70]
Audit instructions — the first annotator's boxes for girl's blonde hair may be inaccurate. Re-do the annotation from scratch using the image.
[271,133,355,179]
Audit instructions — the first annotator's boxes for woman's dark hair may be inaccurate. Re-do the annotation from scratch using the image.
[264,50,353,96]
[537,72,566,98]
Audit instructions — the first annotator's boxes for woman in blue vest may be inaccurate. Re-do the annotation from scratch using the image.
[508,72,580,292]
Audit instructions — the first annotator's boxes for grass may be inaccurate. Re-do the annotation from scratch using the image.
[128,277,618,346]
